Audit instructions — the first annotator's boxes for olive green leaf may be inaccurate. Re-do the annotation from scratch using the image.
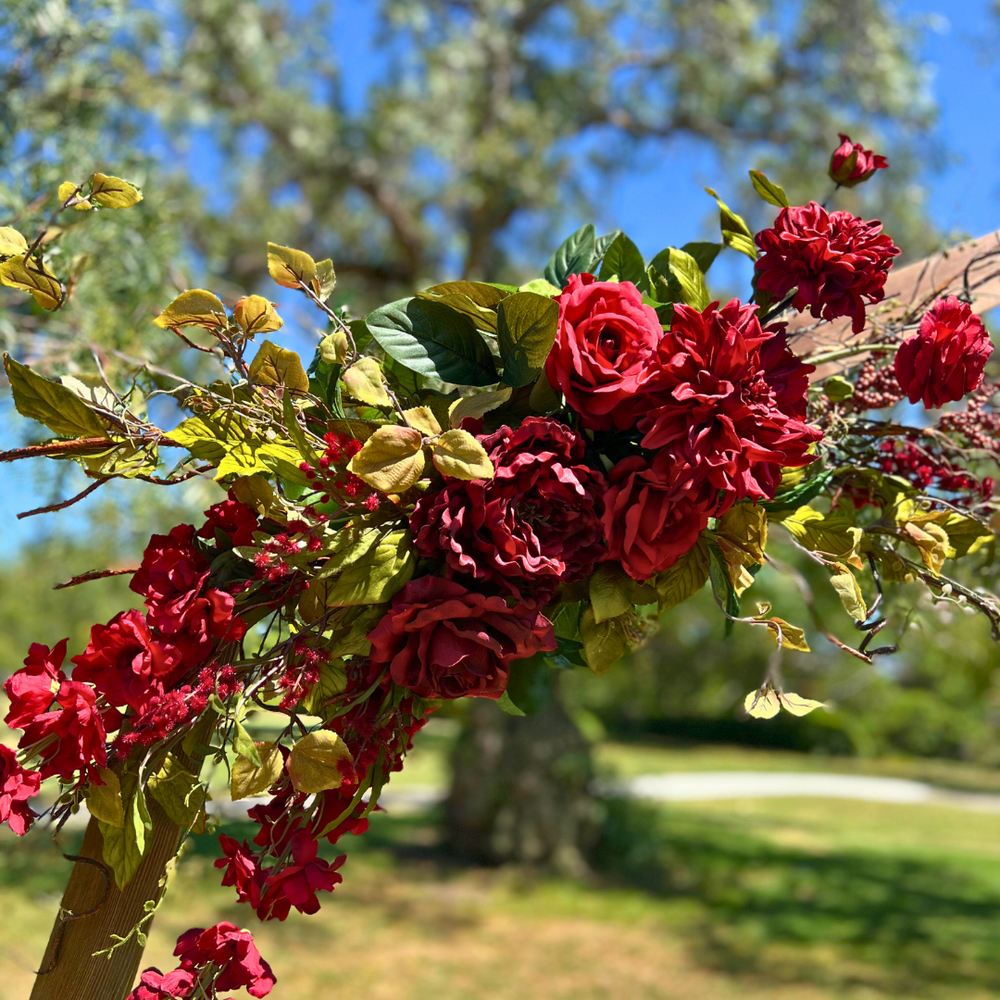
[267,242,317,289]
[153,289,228,330]
[4,354,106,438]
[343,358,391,407]
[431,428,493,480]
[348,425,426,493]
[231,741,284,800]
[90,173,143,209]
[0,255,64,309]
[248,341,310,392]
[287,731,354,794]
[233,295,284,335]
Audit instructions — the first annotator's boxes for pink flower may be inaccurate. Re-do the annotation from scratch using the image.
[894,295,994,408]
[0,745,41,836]
[174,922,276,997]
[4,639,67,729]
[71,610,185,713]
[411,417,607,602]
[829,133,888,187]
[639,300,820,509]
[367,576,556,700]
[754,202,900,333]
[601,453,714,581]
[545,273,662,429]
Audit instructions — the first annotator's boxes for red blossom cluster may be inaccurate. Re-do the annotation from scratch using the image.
[298,430,379,512]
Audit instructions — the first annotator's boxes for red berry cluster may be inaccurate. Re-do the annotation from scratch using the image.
[852,356,904,410]
[876,439,994,499]
[299,432,380,512]
[939,378,1000,456]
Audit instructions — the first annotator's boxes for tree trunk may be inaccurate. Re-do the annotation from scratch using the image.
[445,677,600,875]
[31,798,181,1000]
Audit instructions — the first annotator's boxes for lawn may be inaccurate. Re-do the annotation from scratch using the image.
[3,731,1000,1000]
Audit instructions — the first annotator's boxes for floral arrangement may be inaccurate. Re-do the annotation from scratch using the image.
[2,140,999,998]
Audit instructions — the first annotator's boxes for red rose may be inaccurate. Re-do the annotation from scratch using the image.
[367,577,556,700]
[601,453,714,581]
[829,133,888,187]
[198,491,259,547]
[411,417,607,602]
[20,679,114,781]
[754,202,900,333]
[72,609,185,713]
[639,300,821,508]
[4,639,67,729]
[894,296,994,409]
[0,745,40,836]
[545,273,662,429]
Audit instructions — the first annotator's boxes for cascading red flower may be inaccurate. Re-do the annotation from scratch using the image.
[367,576,557,699]
[0,745,41,836]
[197,491,259,547]
[4,639,67,729]
[601,453,715,581]
[71,609,186,713]
[754,202,900,333]
[829,133,888,187]
[639,300,821,509]
[411,417,607,602]
[545,273,662,429]
[126,968,197,1000]
[174,922,276,997]
[894,295,994,409]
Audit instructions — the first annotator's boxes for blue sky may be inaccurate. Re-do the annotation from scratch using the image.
[3,0,1000,551]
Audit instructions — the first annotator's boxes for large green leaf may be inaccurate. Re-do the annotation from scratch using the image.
[647,248,710,311]
[543,223,597,288]
[598,232,647,289]
[4,354,107,438]
[366,297,498,386]
[420,281,510,333]
[497,292,559,388]
[98,776,152,890]
[310,526,416,607]
[680,241,722,274]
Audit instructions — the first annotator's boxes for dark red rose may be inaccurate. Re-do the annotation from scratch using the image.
[4,639,67,729]
[545,273,662,429]
[895,296,994,409]
[639,300,821,509]
[601,453,714,581]
[411,417,607,602]
[754,202,900,333]
[72,609,185,713]
[366,577,556,700]
[20,679,114,781]
[829,133,888,187]
[174,922,275,997]
[198,490,259,547]
[0,745,40,836]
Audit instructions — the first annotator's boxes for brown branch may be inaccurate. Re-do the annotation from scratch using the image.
[17,478,105,519]
[54,567,138,591]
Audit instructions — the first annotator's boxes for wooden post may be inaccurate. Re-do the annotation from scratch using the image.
[30,798,182,1000]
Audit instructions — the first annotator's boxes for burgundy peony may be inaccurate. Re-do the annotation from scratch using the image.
[4,639,67,729]
[72,609,186,713]
[894,295,994,409]
[411,417,607,602]
[601,453,714,581]
[174,922,275,997]
[0,745,41,836]
[545,273,662,429]
[754,202,900,333]
[639,300,821,509]
[366,576,556,700]
[829,133,888,187]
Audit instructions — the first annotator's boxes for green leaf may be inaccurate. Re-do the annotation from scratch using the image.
[707,540,740,636]
[496,691,526,716]
[705,187,757,261]
[543,223,597,288]
[4,354,106,438]
[759,466,833,513]
[448,387,512,427]
[366,297,498,386]
[598,232,647,289]
[772,505,863,568]
[420,281,510,333]
[342,357,391,407]
[312,526,416,607]
[680,241,722,274]
[829,562,867,621]
[823,375,855,401]
[647,248,710,311]
[579,606,633,674]
[99,777,152,890]
[504,652,557,714]
[231,741,285,801]
[653,537,711,611]
[301,657,348,715]
[496,291,560,388]
[0,255,64,309]
[748,170,790,208]
[589,563,633,624]
[287,731,354,794]
[518,278,562,297]
[90,173,143,209]
[153,289,227,330]
[248,340,309,392]
[147,754,206,832]
[86,768,124,828]
[232,719,262,767]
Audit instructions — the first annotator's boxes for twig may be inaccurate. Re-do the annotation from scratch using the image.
[17,478,104,519]
[54,567,138,590]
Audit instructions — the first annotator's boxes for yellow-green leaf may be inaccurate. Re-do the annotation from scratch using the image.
[752,603,811,652]
[98,777,151,890]
[705,186,757,261]
[147,754,206,833]
[448,387,512,428]
[748,169,790,208]
[829,562,867,621]
[715,503,767,595]
[233,295,283,335]
[744,688,781,719]
[900,520,954,575]
[0,226,28,256]
[231,741,284,800]
[301,658,348,715]
[497,291,560,388]
[779,691,828,717]
[320,331,349,365]
[0,256,64,309]
[343,358,391,407]
[773,505,864,568]
[431,428,493,480]
[653,537,711,610]
[348,425,426,493]
[589,563,633,624]
[313,258,337,301]
[402,405,442,436]
[57,181,91,210]
[248,340,310,392]
[894,500,993,558]
[267,242,317,290]
[90,173,143,209]
[579,606,634,674]
[312,527,416,607]
[86,768,124,828]
[4,354,107,438]
[287,731,354,794]
[153,289,228,330]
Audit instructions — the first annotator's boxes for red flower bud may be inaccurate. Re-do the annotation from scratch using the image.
[829,133,888,187]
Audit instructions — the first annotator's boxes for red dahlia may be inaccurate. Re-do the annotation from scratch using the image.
[639,300,821,510]
[411,417,607,602]
[754,202,900,333]
[894,295,994,409]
